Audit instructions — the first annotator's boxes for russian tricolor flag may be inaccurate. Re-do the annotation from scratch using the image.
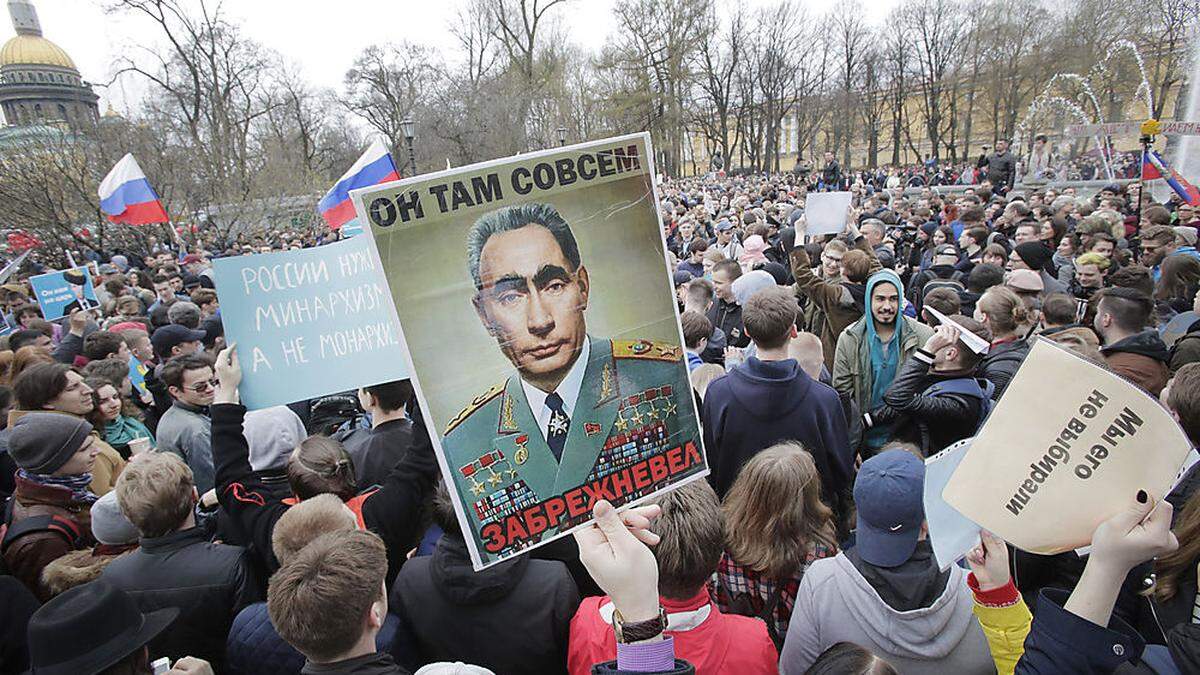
[98,154,170,225]
[1143,150,1200,206]
[319,140,399,231]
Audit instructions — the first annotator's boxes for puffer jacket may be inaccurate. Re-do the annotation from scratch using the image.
[226,601,402,675]
[978,338,1031,400]
[1,473,95,601]
[1102,329,1171,397]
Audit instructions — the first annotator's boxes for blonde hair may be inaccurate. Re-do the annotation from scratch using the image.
[690,364,725,401]
[116,452,195,538]
[978,286,1028,337]
[1074,251,1111,270]
[722,442,838,579]
[272,493,358,565]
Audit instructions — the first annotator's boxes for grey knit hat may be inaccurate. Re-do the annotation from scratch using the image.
[90,491,139,545]
[8,413,93,474]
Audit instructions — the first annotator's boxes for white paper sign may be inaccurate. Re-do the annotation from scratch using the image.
[924,438,982,570]
[805,192,853,236]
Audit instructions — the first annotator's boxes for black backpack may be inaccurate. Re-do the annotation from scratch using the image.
[0,497,85,576]
[308,392,364,437]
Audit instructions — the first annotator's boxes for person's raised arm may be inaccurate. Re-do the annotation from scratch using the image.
[359,399,441,586]
[1014,492,1177,674]
[1065,491,1176,627]
[574,499,695,675]
[966,531,1031,675]
[210,345,289,571]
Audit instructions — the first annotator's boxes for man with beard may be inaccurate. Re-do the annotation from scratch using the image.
[833,269,934,454]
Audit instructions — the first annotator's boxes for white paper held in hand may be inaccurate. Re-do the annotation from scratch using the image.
[804,192,853,236]
[924,305,991,355]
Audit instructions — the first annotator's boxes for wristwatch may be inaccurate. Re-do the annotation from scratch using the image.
[611,606,668,644]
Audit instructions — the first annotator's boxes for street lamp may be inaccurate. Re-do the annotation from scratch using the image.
[557,127,567,147]
[401,117,416,175]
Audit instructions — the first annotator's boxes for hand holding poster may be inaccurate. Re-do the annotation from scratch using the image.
[351,133,708,570]
[212,236,409,409]
[29,267,100,321]
[803,191,853,236]
[943,338,1192,554]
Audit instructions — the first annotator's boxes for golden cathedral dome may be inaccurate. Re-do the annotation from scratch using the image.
[0,33,76,70]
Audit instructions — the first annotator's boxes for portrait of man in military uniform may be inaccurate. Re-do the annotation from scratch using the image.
[441,201,706,567]
[61,268,99,315]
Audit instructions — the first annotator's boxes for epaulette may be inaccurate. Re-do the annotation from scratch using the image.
[444,382,504,435]
[611,339,682,362]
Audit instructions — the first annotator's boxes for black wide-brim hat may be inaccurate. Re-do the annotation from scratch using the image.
[28,579,178,675]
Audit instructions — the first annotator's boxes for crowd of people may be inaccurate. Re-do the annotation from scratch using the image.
[797,142,1140,194]
[0,142,1197,675]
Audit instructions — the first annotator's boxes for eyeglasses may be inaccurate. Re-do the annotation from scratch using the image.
[186,378,220,393]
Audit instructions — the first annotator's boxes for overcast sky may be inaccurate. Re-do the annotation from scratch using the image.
[6,0,896,113]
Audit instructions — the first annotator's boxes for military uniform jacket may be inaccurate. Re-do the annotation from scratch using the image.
[442,336,705,566]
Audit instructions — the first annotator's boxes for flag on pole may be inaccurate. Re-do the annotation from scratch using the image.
[318,140,400,231]
[1142,150,1200,206]
[98,154,170,225]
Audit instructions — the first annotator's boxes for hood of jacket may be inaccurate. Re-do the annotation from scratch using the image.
[863,269,905,340]
[431,534,528,605]
[1102,329,1169,363]
[726,356,816,419]
[818,552,978,660]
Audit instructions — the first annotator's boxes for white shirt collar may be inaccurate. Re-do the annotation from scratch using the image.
[520,339,590,442]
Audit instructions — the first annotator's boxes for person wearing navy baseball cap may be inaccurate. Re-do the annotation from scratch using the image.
[778,449,995,674]
[852,447,928,567]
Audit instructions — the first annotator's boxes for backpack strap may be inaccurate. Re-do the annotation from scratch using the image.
[1,513,83,552]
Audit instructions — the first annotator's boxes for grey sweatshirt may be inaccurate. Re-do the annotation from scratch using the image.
[779,552,995,674]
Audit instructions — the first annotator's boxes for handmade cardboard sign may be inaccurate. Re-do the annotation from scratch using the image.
[350,132,708,570]
[212,236,409,409]
[943,338,1192,554]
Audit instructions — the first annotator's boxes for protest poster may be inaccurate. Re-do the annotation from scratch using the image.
[804,191,853,236]
[351,132,708,569]
[923,438,981,570]
[212,236,409,410]
[29,267,100,321]
[943,338,1192,554]
[129,355,150,400]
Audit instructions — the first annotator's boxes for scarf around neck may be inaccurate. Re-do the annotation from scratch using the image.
[17,468,98,505]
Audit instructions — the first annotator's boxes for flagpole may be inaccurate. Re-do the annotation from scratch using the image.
[1139,119,1162,223]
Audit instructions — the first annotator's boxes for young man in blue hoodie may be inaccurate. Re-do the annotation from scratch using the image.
[701,286,852,513]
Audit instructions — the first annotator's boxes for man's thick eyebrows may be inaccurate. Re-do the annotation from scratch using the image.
[531,264,572,288]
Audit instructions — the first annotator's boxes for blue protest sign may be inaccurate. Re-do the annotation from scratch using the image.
[212,236,409,410]
[341,218,364,238]
[129,355,149,399]
[29,267,100,321]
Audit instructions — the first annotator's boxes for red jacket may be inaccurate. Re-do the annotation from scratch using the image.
[567,586,778,675]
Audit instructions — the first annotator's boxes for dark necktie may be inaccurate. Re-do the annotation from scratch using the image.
[545,392,570,462]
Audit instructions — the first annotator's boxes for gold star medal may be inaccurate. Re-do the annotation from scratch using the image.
[469,478,486,496]
[488,470,503,487]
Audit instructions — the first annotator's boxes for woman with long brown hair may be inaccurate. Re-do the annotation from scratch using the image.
[713,441,838,647]
[1154,254,1200,319]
